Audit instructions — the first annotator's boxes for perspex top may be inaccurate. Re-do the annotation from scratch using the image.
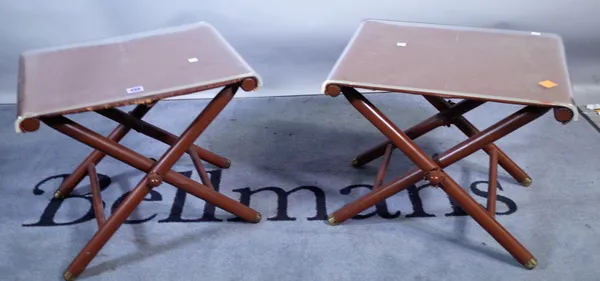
[323,19,577,119]
[16,21,261,132]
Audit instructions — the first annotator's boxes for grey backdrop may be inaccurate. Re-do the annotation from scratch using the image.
[1,0,598,103]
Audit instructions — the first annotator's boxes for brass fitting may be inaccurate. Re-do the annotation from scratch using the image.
[254,212,262,223]
[54,191,65,199]
[521,177,533,187]
[63,271,75,281]
[327,215,339,226]
[524,257,537,270]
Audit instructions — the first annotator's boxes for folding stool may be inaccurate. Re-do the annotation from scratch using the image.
[322,19,577,269]
[16,22,263,280]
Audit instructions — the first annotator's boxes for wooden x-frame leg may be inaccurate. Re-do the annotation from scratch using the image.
[53,101,232,200]
[40,83,261,281]
[351,96,532,187]
[328,87,551,269]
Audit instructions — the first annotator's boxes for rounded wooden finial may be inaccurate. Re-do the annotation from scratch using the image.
[325,84,341,97]
[553,107,574,124]
[240,77,258,92]
[19,118,40,132]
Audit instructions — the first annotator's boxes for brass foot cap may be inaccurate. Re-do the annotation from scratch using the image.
[351,158,359,167]
[54,191,65,199]
[521,177,533,187]
[63,271,76,281]
[524,258,537,270]
[327,215,339,226]
[224,159,232,169]
[253,212,262,223]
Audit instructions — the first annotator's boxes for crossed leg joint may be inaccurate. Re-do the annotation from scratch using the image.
[54,102,233,199]
[352,96,533,187]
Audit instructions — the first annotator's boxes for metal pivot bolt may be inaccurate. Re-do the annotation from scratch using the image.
[147,173,163,187]
[425,169,446,186]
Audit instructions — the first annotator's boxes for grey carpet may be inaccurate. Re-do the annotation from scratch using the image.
[1,94,599,281]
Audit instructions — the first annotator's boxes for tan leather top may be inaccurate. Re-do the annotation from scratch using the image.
[323,19,577,119]
[16,21,261,132]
